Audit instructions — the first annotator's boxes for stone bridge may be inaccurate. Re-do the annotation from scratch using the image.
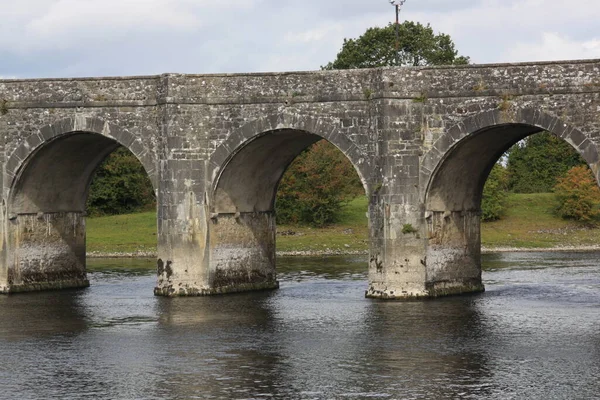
[0,59,599,298]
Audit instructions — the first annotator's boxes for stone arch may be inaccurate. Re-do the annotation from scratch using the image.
[1,116,158,293]
[420,107,600,295]
[207,112,371,211]
[421,108,599,204]
[203,112,372,295]
[5,116,157,203]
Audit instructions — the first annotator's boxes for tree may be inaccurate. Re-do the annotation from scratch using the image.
[277,21,468,227]
[322,22,469,70]
[276,140,363,227]
[554,165,600,222]
[481,163,509,221]
[506,132,586,193]
[87,147,155,216]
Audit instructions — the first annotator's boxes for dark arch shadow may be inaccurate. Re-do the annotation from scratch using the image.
[5,117,157,197]
[207,113,372,200]
[422,108,600,203]
[211,128,369,214]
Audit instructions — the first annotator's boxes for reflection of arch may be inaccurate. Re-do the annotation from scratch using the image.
[422,108,599,207]
[5,116,157,197]
[208,113,370,213]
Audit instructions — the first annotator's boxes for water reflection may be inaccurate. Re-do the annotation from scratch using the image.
[0,289,89,339]
[0,253,598,399]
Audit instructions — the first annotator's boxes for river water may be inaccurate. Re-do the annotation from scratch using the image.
[0,252,599,399]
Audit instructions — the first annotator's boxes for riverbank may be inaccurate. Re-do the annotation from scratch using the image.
[86,193,600,256]
[87,245,600,258]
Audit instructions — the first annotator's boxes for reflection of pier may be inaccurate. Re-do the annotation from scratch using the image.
[0,290,89,339]
[1,59,600,299]
[154,271,493,398]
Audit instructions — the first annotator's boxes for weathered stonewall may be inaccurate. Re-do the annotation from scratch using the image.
[0,60,599,298]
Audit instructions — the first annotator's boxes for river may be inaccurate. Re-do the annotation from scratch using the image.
[0,252,599,399]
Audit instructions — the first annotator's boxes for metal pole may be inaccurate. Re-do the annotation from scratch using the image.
[389,1,406,66]
[395,4,399,66]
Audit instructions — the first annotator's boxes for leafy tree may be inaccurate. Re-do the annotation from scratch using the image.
[554,165,600,222]
[506,132,586,193]
[322,21,469,70]
[276,140,363,227]
[481,163,509,221]
[276,20,467,228]
[87,147,155,216]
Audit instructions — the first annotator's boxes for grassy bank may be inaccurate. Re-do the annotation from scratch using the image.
[87,211,157,254]
[86,197,370,255]
[276,196,369,253]
[481,193,600,249]
[86,193,600,254]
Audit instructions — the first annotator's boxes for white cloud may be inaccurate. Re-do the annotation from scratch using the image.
[402,0,600,63]
[284,24,344,44]
[505,32,600,62]
[26,1,200,32]
[1,0,600,77]
[1,0,201,52]
[0,0,263,53]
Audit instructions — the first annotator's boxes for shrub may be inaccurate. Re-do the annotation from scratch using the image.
[87,147,155,216]
[481,163,509,221]
[506,132,586,193]
[276,140,363,227]
[554,165,600,221]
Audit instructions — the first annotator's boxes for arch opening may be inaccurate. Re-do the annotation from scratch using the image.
[426,124,543,213]
[214,129,322,214]
[4,131,156,293]
[424,122,595,293]
[10,132,121,215]
[209,128,369,292]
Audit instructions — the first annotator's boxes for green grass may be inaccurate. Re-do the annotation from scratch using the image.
[86,197,370,254]
[86,211,157,253]
[85,193,600,254]
[481,193,600,248]
[276,196,369,253]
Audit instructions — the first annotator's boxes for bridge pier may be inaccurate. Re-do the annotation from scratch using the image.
[208,212,278,294]
[1,212,89,293]
[366,205,484,300]
[153,204,278,297]
[366,198,429,299]
[153,166,211,297]
[425,210,484,297]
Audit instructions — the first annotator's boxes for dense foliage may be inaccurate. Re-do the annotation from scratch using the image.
[87,147,155,216]
[481,164,509,221]
[322,22,469,70]
[506,132,586,193]
[553,165,600,222]
[276,140,363,227]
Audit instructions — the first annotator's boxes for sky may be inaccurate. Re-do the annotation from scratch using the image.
[1,0,600,78]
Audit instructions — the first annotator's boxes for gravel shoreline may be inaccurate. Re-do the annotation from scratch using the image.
[481,245,600,254]
[87,246,600,258]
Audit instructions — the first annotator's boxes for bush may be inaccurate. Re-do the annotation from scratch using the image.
[276,140,363,227]
[506,132,586,193]
[554,165,600,221]
[481,163,509,221]
[87,147,156,216]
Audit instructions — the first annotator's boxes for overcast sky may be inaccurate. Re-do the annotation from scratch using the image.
[1,0,600,78]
